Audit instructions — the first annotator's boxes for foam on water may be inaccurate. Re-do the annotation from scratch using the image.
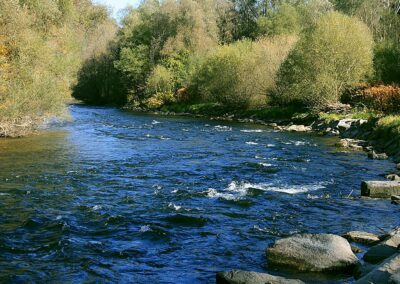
[168,202,182,211]
[246,141,258,145]
[207,181,326,200]
[240,129,263,133]
[214,125,232,132]
[139,225,152,232]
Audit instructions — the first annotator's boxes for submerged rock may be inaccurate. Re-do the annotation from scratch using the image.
[356,254,400,283]
[361,181,400,198]
[343,231,380,246]
[368,150,388,160]
[364,230,400,264]
[216,270,304,284]
[266,234,358,272]
[336,138,364,150]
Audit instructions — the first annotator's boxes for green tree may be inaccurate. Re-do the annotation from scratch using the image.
[275,12,374,108]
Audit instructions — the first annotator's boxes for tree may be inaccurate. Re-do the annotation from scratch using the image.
[275,12,374,108]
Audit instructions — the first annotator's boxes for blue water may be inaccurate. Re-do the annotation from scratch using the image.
[0,105,398,283]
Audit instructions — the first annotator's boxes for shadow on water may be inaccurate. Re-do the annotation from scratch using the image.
[0,105,399,283]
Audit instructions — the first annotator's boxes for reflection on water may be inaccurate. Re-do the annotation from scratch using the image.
[0,105,398,283]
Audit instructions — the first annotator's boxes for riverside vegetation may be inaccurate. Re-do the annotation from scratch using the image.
[2,0,400,283]
[0,0,116,136]
[70,0,400,157]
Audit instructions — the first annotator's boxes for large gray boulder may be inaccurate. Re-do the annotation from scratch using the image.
[364,230,400,264]
[361,181,400,198]
[356,254,400,283]
[266,234,358,272]
[216,270,304,284]
[343,231,380,246]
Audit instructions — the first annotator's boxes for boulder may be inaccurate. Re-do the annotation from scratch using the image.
[364,231,400,264]
[356,254,400,283]
[266,234,358,272]
[343,231,380,246]
[361,181,400,198]
[216,270,304,284]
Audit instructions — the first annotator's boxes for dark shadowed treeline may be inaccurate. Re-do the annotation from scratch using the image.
[0,0,116,136]
[72,0,400,111]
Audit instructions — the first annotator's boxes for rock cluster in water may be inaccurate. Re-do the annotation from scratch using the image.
[217,228,400,283]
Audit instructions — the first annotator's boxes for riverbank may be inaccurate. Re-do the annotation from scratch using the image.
[126,102,400,166]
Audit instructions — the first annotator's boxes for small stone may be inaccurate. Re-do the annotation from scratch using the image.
[387,174,400,181]
[286,125,311,132]
[368,150,388,160]
[343,231,380,246]
[351,245,363,253]
[216,270,304,284]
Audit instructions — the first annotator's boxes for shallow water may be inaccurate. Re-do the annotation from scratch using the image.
[0,105,399,283]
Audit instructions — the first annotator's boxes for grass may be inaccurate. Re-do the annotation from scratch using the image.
[318,110,377,122]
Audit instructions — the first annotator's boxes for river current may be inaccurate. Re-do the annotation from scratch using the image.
[0,105,399,283]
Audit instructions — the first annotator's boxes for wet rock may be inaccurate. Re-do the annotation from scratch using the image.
[368,150,388,160]
[361,181,400,198]
[336,139,364,150]
[343,231,380,246]
[266,234,358,272]
[390,271,400,283]
[392,195,400,205]
[387,174,400,181]
[354,262,377,279]
[356,254,400,283]
[338,119,354,131]
[351,245,363,253]
[364,231,400,264]
[286,125,312,132]
[216,270,304,284]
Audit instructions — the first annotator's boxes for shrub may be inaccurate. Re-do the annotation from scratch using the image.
[374,40,400,85]
[275,12,374,109]
[146,65,174,96]
[342,84,400,113]
[191,36,297,108]
[144,92,176,109]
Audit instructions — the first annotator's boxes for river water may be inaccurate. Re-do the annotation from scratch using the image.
[0,105,399,283]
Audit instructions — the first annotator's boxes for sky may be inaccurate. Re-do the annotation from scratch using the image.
[93,0,140,18]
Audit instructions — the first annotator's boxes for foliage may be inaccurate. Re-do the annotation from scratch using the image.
[374,40,400,84]
[144,92,176,109]
[0,0,115,135]
[275,12,374,109]
[191,36,297,108]
[342,84,400,113]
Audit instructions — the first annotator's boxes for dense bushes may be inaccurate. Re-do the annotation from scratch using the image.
[0,0,115,135]
[71,0,400,115]
[275,12,374,108]
[192,36,297,108]
[342,85,400,113]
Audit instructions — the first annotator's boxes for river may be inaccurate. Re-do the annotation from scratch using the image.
[0,105,399,283]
